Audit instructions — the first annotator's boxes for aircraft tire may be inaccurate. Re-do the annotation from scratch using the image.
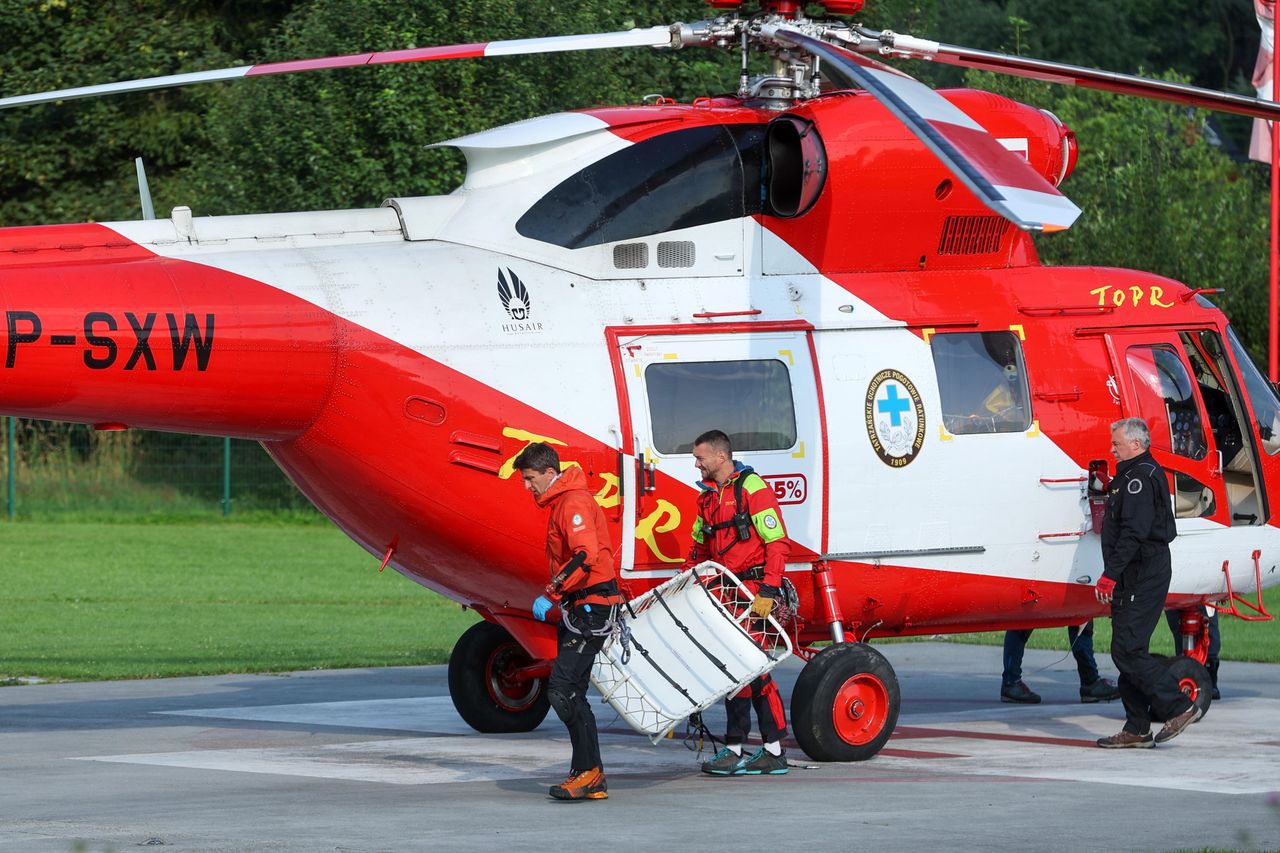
[790,642,900,762]
[448,621,550,733]
[1148,654,1213,723]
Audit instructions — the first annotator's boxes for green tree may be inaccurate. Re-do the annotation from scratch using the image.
[186,0,741,214]
[0,0,296,227]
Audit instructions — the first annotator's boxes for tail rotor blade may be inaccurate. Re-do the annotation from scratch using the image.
[0,26,675,111]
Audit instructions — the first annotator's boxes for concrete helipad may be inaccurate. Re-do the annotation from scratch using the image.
[1,642,1277,852]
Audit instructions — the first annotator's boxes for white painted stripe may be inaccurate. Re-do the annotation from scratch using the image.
[77,733,693,787]
[997,138,1030,159]
[882,698,1280,795]
[484,27,672,57]
[103,695,1280,794]
[158,695,522,735]
[0,67,252,110]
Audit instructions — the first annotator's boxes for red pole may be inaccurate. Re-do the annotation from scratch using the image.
[1271,27,1279,382]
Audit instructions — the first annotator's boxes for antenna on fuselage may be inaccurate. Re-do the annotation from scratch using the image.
[134,156,155,220]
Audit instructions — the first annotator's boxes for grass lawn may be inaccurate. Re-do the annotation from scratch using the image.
[2,520,1276,682]
[0,521,478,681]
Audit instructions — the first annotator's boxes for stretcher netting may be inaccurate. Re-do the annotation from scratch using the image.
[591,561,793,743]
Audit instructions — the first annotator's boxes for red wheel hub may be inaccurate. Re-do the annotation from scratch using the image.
[1176,676,1200,703]
[484,642,542,712]
[831,673,889,745]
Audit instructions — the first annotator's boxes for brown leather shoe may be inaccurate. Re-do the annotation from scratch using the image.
[1096,730,1154,749]
[1154,703,1203,744]
[549,766,608,800]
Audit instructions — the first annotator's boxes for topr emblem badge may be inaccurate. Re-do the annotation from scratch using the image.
[764,515,778,529]
[572,513,583,525]
[865,369,926,468]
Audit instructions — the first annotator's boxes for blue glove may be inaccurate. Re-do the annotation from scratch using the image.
[532,595,554,621]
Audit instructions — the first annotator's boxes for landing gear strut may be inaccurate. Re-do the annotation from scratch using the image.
[448,621,550,733]
[791,642,900,761]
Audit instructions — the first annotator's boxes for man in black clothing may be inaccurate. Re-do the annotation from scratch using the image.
[1095,417,1200,748]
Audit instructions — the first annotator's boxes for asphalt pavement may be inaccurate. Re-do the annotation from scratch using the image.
[1,642,1277,853]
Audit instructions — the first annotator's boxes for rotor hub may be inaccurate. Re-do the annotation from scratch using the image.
[678,9,866,106]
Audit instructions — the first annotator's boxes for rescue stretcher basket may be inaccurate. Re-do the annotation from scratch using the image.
[591,561,792,743]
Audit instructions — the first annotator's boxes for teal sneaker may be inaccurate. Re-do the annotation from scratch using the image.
[733,748,789,775]
[700,747,745,775]
[1080,678,1120,703]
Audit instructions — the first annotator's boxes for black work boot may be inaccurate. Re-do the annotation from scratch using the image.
[1207,658,1221,701]
[1000,681,1041,704]
[1079,678,1121,703]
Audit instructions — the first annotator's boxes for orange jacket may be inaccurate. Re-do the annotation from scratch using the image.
[535,465,621,606]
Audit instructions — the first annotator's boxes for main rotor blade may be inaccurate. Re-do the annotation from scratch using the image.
[875,32,1280,122]
[0,27,675,111]
[767,25,1080,233]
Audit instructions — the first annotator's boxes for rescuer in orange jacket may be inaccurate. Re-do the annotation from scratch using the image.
[516,441,623,800]
[684,429,792,777]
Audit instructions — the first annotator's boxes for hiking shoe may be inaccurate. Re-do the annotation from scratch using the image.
[1096,730,1154,749]
[733,748,789,776]
[1000,681,1041,704]
[549,766,608,800]
[1080,678,1121,703]
[1154,703,1203,744]
[700,747,746,776]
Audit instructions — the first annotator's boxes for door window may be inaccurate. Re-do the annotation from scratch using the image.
[1125,345,1207,460]
[1227,326,1280,456]
[1181,332,1245,466]
[644,359,797,454]
[1184,329,1268,525]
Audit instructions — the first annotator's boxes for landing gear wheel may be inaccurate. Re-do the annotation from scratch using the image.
[448,621,550,733]
[1149,655,1212,723]
[791,642,900,762]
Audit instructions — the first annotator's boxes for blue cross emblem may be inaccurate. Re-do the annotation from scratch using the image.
[878,384,911,426]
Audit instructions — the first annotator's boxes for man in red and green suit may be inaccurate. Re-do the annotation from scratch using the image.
[684,429,791,776]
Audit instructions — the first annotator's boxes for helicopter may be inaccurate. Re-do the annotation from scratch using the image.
[1,0,1278,762]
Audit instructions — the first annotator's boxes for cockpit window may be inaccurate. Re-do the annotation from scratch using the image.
[516,124,764,249]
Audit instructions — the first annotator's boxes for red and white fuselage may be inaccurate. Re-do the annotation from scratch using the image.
[2,89,1276,660]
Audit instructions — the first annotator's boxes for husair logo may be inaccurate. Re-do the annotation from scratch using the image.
[497,268,544,333]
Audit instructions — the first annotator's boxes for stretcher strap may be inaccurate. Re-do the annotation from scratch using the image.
[624,633,698,708]
[651,587,739,683]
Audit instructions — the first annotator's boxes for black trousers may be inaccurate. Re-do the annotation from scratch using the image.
[1110,555,1193,734]
[547,606,609,771]
[725,672,788,745]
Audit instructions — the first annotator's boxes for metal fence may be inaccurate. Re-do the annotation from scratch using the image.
[3,417,313,519]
